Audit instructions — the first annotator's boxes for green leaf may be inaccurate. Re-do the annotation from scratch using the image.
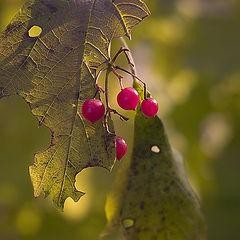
[0,0,150,209]
[105,82,206,239]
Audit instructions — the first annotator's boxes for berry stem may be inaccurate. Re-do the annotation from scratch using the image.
[114,65,147,100]
[119,37,137,74]
[104,112,115,135]
[111,67,124,90]
[110,47,134,67]
[108,108,129,121]
[119,38,148,98]
[123,50,135,67]
[104,68,115,135]
[95,65,107,91]
[95,66,108,83]
[104,65,129,134]
[104,108,128,135]
[105,66,111,109]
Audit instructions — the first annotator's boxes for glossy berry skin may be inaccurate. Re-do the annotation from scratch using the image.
[117,87,140,110]
[141,98,158,117]
[82,99,105,123]
[116,136,127,160]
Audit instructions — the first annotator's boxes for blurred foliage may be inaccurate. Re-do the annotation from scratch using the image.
[0,0,240,240]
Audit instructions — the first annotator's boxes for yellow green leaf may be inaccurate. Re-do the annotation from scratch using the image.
[0,0,150,209]
[105,82,206,240]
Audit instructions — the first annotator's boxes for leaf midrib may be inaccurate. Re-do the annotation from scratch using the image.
[32,0,97,197]
[56,0,98,206]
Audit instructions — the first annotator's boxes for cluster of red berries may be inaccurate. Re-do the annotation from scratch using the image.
[81,87,158,160]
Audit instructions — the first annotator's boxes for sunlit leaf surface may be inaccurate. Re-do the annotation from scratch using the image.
[0,0,150,209]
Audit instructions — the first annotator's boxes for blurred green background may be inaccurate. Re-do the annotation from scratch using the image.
[0,0,240,239]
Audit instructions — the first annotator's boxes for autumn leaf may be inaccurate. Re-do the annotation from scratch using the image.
[105,82,206,240]
[0,0,150,209]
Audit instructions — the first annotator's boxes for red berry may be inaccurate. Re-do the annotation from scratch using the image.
[117,87,140,110]
[82,99,105,123]
[116,136,127,160]
[141,98,158,117]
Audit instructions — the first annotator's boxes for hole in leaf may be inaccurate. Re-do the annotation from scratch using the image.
[28,26,42,38]
[151,145,160,153]
[123,218,134,228]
